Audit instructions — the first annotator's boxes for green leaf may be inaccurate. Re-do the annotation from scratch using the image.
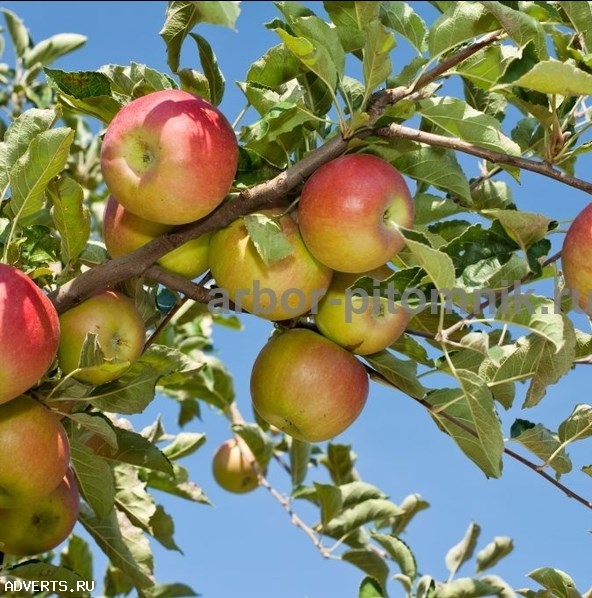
[1,562,88,597]
[454,45,518,90]
[561,2,592,54]
[60,534,94,584]
[417,97,521,156]
[476,537,514,573]
[321,443,359,485]
[315,482,344,527]
[70,438,116,520]
[160,1,240,72]
[481,1,548,60]
[487,209,553,253]
[246,43,304,89]
[527,568,581,598]
[558,404,592,445]
[362,20,396,95]
[413,193,464,226]
[510,60,592,95]
[69,411,118,448]
[510,420,572,476]
[290,438,312,488]
[8,127,74,223]
[342,549,389,590]
[380,2,427,53]
[2,9,29,58]
[24,33,86,68]
[428,371,504,478]
[99,62,177,98]
[427,3,499,57]
[79,504,154,591]
[372,533,417,580]
[446,522,480,576]
[161,431,206,461]
[47,175,90,266]
[403,236,456,292]
[243,212,294,266]
[391,493,430,536]
[365,350,427,399]
[189,33,224,105]
[433,576,514,598]
[359,575,388,598]
[142,583,198,598]
[144,462,210,504]
[233,422,274,472]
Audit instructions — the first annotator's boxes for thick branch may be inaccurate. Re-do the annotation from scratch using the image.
[376,123,592,195]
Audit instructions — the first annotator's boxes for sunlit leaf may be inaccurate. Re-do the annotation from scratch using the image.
[476,537,514,573]
[446,522,480,576]
[24,33,87,68]
[244,212,293,266]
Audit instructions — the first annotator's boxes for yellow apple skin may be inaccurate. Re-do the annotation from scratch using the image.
[209,209,333,321]
[57,290,146,385]
[0,264,60,405]
[315,266,411,355]
[250,329,369,442]
[103,195,212,279]
[298,154,414,273]
[0,395,70,508]
[562,203,592,314]
[212,438,262,494]
[101,89,238,225]
[0,468,80,556]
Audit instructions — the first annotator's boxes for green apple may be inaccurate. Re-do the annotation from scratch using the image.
[250,328,369,442]
[315,265,411,355]
[298,153,414,273]
[0,468,80,556]
[562,202,592,313]
[212,437,262,494]
[102,195,212,279]
[208,208,333,321]
[0,264,60,405]
[0,395,70,508]
[57,290,146,385]
[101,89,238,225]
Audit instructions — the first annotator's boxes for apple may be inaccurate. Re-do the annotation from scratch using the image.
[315,265,411,355]
[102,195,212,279]
[0,264,60,405]
[208,208,333,321]
[250,328,369,442]
[0,468,80,556]
[212,437,263,494]
[562,203,592,314]
[57,290,146,385]
[0,395,70,508]
[298,153,414,273]
[100,89,239,225]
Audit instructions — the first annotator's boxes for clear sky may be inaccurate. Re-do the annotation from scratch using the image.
[2,2,591,597]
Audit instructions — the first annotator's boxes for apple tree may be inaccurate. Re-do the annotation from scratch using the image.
[1,2,592,597]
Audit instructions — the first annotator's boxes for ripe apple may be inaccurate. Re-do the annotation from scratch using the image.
[100,89,239,225]
[298,153,414,273]
[315,265,411,355]
[250,328,369,442]
[0,468,80,556]
[0,395,70,508]
[212,437,263,494]
[562,203,592,314]
[57,290,146,385]
[102,195,212,279]
[0,264,60,404]
[208,208,333,321]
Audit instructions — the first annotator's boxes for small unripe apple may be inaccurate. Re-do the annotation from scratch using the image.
[0,395,70,508]
[102,195,212,279]
[562,203,592,313]
[0,263,60,404]
[315,265,411,355]
[212,437,262,494]
[298,154,414,273]
[250,328,369,442]
[101,89,238,225]
[0,468,80,556]
[57,290,146,385]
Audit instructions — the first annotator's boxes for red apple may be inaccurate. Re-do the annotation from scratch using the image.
[57,290,146,385]
[315,265,411,355]
[212,437,263,494]
[250,328,369,442]
[102,195,212,279]
[562,203,592,314]
[208,208,333,321]
[0,264,60,404]
[0,468,80,556]
[298,154,414,273]
[0,395,70,508]
[100,89,238,225]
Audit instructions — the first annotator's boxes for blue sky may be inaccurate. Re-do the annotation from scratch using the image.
[3,2,591,597]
